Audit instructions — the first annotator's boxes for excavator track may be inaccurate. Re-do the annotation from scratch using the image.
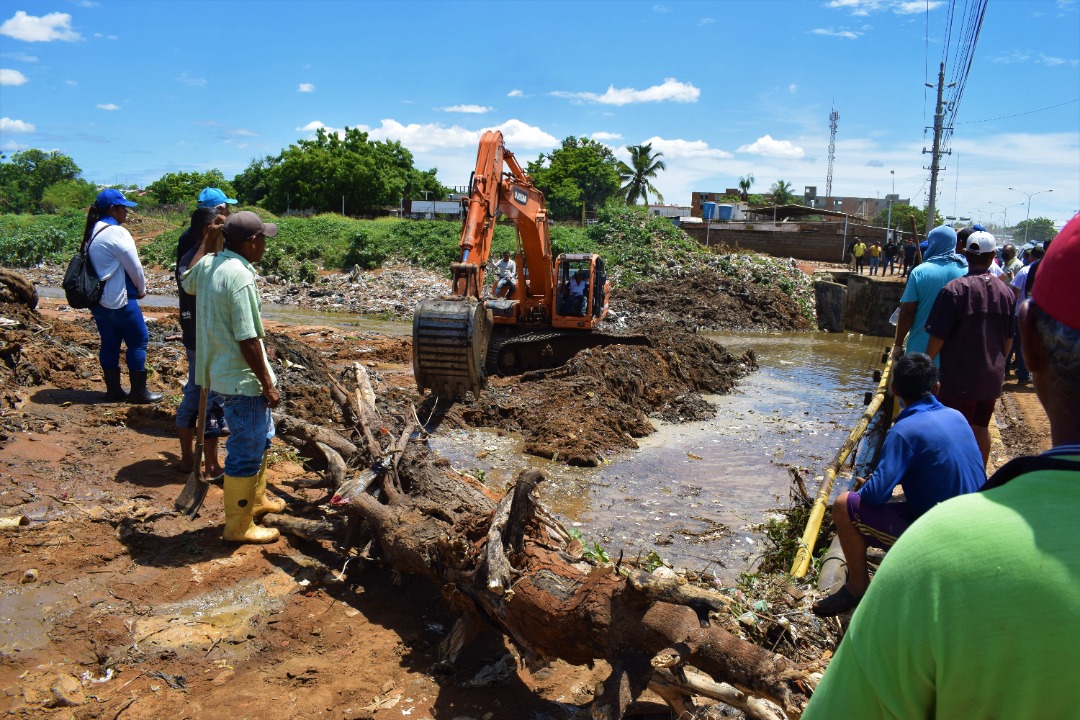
[412,298,491,399]
[485,329,652,377]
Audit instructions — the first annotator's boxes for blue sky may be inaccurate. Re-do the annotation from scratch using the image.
[1,0,1077,227]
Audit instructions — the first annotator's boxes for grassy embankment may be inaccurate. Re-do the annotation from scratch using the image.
[0,205,814,320]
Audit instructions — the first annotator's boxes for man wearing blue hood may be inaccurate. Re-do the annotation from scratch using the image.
[891,225,968,363]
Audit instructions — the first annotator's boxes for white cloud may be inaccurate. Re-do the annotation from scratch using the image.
[441,104,492,114]
[227,128,258,137]
[591,131,623,142]
[811,28,860,39]
[350,118,556,153]
[0,11,81,42]
[826,0,942,15]
[177,73,206,87]
[738,135,806,159]
[653,4,671,12]
[990,50,1079,67]
[297,120,333,133]
[644,136,732,160]
[96,103,120,111]
[1,51,37,62]
[789,83,798,93]
[93,33,118,40]
[507,89,523,97]
[298,83,315,92]
[65,79,77,86]
[1,140,30,152]
[550,77,700,106]
[0,68,28,85]
[698,18,716,26]
[0,117,36,132]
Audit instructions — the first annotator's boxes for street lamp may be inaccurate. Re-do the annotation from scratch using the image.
[1008,187,1053,243]
[886,170,895,240]
[988,201,1023,233]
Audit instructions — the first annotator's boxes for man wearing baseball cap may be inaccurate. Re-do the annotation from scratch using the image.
[804,215,1080,719]
[178,188,237,265]
[181,211,285,544]
[924,229,1015,467]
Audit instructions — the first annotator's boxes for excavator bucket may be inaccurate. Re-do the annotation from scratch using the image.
[412,297,491,400]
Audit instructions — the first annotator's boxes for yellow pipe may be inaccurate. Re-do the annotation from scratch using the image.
[790,355,894,578]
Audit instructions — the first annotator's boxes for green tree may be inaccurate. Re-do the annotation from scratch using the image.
[526,136,621,221]
[145,169,236,207]
[233,155,277,206]
[871,203,944,235]
[737,173,755,201]
[769,179,796,205]
[258,127,441,216]
[616,143,666,205]
[40,179,97,212]
[0,149,83,213]
[1012,217,1056,244]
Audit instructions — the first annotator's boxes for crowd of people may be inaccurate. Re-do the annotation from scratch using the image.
[807,215,1080,716]
[75,188,1077,713]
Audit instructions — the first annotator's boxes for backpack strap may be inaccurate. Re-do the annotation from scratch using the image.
[81,225,108,255]
[981,454,1080,491]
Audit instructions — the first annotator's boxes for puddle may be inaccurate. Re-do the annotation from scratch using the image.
[0,581,76,655]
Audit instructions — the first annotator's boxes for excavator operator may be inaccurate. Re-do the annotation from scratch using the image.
[562,270,588,316]
[494,251,516,298]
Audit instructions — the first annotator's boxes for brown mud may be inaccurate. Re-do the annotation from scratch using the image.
[0,260,1051,719]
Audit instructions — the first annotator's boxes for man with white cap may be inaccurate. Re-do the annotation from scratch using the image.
[924,229,1015,466]
[182,211,285,544]
[804,214,1080,718]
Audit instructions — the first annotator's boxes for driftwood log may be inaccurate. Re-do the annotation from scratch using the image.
[271,367,813,718]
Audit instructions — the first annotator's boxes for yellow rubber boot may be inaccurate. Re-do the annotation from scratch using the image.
[253,456,286,517]
[223,474,280,544]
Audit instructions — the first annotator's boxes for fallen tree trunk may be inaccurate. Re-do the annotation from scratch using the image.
[270,368,812,718]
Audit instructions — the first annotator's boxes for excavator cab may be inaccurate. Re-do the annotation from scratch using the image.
[553,254,608,327]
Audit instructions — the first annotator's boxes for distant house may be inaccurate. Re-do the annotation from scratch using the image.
[403,199,463,220]
[647,203,692,219]
[803,186,909,221]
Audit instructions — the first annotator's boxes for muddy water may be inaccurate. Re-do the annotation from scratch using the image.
[431,331,888,579]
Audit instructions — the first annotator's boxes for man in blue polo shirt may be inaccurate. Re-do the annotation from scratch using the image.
[812,352,985,616]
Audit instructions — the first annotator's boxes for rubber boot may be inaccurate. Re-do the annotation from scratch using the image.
[128,370,162,404]
[223,474,280,544]
[103,368,128,401]
[252,456,286,517]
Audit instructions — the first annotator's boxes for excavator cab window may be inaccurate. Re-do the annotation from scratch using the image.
[558,260,590,317]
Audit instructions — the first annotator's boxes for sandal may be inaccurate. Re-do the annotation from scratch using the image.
[812,585,863,617]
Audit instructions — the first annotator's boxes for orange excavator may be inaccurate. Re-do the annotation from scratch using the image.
[412,130,647,399]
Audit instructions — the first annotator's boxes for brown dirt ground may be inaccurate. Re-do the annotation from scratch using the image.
[1,264,1051,719]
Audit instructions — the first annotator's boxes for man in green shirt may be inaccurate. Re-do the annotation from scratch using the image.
[804,214,1080,718]
[182,211,285,544]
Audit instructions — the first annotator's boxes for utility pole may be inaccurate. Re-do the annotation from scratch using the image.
[923,62,953,233]
[887,170,895,240]
[1008,186,1054,244]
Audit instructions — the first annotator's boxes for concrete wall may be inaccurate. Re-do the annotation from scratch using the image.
[682,222,893,263]
[814,280,847,332]
[843,275,906,338]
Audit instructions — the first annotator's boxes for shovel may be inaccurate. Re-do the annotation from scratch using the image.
[174,386,210,517]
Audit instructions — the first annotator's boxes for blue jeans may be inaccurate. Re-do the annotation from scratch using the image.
[221,393,275,477]
[494,278,515,297]
[175,348,227,437]
[869,257,880,275]
[90,299,148,371]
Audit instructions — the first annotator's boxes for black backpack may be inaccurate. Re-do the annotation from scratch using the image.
[62,227,107,309]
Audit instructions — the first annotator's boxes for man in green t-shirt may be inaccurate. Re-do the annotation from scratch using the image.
[804,215,1080,718]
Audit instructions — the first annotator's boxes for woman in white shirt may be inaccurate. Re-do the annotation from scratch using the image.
[83,189,161,403]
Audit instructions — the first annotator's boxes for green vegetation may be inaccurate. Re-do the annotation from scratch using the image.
[527,136,621,221]
[0,149,92,214]
[234,127,449,216]
[871,202,944,234]
[145,170,237,208]
[768,179,797,205]
[0,209,86,265]
[617,143,666,206]
[1012,217,1056,244]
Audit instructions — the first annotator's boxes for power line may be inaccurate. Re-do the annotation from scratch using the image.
[954,98,1080,124]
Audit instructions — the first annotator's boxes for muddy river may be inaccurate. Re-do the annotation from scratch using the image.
[36,288,885,577]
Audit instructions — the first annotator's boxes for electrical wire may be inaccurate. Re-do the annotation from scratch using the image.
[953,98,1080,124]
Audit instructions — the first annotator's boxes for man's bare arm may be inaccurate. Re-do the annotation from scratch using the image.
[238,338,280,408]
[892,302,918,357]
[925,335,945,360]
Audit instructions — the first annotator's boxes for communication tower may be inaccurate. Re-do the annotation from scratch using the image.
[825,106,839,201]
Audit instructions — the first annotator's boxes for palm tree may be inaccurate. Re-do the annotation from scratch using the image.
[617,143,666,206]
[737,173,755,201]
[770,179,796,205]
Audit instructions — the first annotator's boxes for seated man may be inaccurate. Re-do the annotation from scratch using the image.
[812,352,985,617]
[493,250,516,298]
[566,269,588,316]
